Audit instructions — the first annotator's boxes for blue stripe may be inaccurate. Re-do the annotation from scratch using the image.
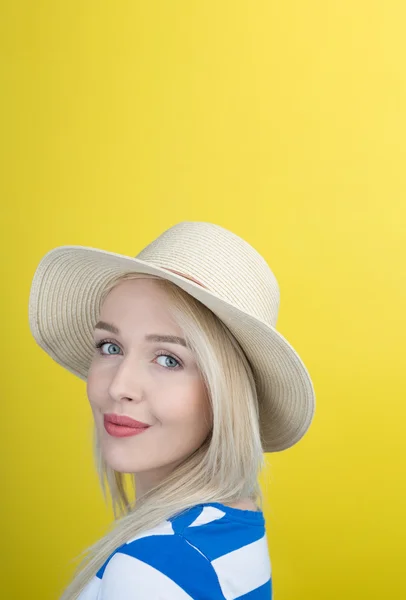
[235,578,272,599]
[182,517,266,561]
[119,533,226,599]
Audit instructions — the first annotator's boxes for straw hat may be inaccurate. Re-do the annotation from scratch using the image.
[28,221,315,452]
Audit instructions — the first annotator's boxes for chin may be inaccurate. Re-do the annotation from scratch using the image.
[101,446,186,476]
[101,448,150,473]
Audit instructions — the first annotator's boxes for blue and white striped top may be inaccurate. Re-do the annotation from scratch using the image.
[78,502,272,599]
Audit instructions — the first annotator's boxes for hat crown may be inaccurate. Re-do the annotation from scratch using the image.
[136,222,280,327]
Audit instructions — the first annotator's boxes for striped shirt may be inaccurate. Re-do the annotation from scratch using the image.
[78,502,272,599]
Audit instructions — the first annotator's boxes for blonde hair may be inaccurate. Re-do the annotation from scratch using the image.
[61,272,267,599]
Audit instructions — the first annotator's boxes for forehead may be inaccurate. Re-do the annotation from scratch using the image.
[105,277,165,297]
[99,278,178,326]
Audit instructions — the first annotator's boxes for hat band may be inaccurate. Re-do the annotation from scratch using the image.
[161,267,208,290]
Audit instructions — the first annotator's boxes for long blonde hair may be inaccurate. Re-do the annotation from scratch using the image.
[61,272,267,599]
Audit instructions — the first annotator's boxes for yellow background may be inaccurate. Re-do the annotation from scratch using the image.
[1,1,406,598]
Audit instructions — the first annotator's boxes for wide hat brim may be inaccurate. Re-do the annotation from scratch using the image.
[29,245,316,453]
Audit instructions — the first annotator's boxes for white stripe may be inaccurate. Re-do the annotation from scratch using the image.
[99,552,194,600]
[77,575,101,599]
[126,519,174,544]
[211,534,272,600]
[188,506,226,527]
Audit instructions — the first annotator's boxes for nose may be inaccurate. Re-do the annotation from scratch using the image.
[108,356,144,404]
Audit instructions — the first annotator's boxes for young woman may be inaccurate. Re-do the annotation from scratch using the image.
[29,221,315,599]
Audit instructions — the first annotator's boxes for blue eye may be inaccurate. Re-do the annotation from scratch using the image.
[156,354,181,369]
[95,340,121,355]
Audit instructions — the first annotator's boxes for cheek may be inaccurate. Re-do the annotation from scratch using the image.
[86,367,105,412]
[157,380,211,430]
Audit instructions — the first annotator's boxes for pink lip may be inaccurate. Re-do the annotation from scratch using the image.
[105,413,150,428]
[103,414,151,438]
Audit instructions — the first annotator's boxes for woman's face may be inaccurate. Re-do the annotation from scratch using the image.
[87,278,212,486]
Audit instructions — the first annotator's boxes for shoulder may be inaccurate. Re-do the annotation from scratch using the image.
[96,516,226,599]
[96,504,272,599]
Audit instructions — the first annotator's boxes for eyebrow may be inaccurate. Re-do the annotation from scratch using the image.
[94,320,187,348]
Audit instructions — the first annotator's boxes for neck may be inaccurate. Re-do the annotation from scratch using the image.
[134,460,185,500]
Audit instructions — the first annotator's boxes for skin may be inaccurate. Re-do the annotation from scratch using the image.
[87,277,258,511]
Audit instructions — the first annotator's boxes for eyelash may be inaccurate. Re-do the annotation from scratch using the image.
[94,338,183,370]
